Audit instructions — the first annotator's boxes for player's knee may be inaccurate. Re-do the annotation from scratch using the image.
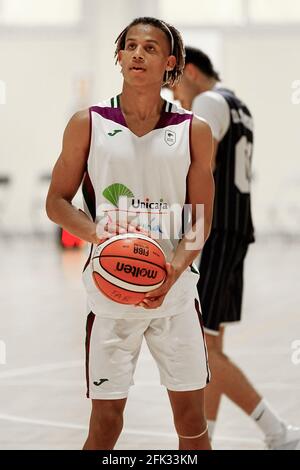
[208,347,229,367]
[90,404,124,438]
[174,407,206,437]
[205,334,220,352]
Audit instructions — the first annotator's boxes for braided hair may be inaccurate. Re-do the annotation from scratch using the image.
[114,17,185,86]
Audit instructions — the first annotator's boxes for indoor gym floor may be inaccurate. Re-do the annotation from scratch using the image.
[0,236,299,450]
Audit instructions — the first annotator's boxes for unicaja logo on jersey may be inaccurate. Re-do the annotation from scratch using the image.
[116,263,158,279]
[131,198,169,211]
[102,184,168,211]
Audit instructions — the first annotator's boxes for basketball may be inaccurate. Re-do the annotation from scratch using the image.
[92,233,167,305]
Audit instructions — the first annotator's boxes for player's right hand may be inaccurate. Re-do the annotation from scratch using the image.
[95,221,151,245]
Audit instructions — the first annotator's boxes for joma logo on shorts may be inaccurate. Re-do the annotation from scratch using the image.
[116,263,157,279]
[133,245,149,257]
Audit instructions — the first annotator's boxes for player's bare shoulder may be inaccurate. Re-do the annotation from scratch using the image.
[190,116,213,165]
[64,108,91,150]
[191,115,213,144]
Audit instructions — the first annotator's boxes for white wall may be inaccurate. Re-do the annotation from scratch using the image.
[223,32,300,235]
[0,33,91,233]
[0,0,160,234]
[0,4,299,236]
[174,28,300,236]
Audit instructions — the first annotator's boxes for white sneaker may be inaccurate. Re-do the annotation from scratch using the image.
[267,424,300,450]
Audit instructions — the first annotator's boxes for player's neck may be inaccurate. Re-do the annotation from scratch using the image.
[198,78,218,94]
[120,84,164,120]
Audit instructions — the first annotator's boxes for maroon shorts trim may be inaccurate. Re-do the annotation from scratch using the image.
[85,312,96,398]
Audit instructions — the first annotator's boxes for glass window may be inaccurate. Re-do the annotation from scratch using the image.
[249,0,300,23]
[159,0,244,25]
[0,0,82,26]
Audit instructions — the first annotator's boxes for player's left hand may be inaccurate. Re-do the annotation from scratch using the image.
[136,263,179,310]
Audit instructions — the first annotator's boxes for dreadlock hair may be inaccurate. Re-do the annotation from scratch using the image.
[114,17,185,87]
[185,46,221,82]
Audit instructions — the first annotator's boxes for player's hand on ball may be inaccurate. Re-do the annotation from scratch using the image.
[95,221,127,244]
[138,263,177,309]
[127,223,151,238]
[95,221,151,244]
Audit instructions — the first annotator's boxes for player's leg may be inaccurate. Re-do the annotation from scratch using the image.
[168,389,211,450]
[206,327,300,449]
[205,326,261,417]
[144,297,211,450]
[203,328,223,438]
[83,312,146,450]
[83,398,127,450]
[199,234,261,434]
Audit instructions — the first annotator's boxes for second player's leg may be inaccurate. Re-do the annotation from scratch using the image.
[205,327,261,417]
[168,388,211,450]
[83,398,127,450]
[204,329,224,421]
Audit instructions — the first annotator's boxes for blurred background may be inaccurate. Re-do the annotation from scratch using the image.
[0,0,300,237]
[0,0,299,450]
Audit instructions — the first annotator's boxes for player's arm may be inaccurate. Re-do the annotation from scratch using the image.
[192,92,229,172]
[211,139,219,172]
[46,110,100,244]
[140,118,214,309]
[171,117,215,272]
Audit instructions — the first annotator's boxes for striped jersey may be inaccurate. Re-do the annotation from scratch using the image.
[212,88,255,242]
[81,95,200,319]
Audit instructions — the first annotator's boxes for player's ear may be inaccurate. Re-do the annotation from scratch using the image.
[117,50,123,65]
[166,55,176,72]
[185,63,197,80]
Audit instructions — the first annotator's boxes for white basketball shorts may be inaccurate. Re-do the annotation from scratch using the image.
[85,297,210,400]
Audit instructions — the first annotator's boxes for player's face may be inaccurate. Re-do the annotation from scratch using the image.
[118,24,176,87]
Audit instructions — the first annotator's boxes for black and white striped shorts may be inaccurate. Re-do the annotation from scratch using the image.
[197,231,249,336]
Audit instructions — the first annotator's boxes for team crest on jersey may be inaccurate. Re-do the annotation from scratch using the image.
[165,130,176,146]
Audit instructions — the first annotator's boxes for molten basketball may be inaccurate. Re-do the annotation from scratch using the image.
[92,233,167,305]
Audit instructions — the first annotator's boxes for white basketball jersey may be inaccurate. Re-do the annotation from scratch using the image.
[82,95,200,319]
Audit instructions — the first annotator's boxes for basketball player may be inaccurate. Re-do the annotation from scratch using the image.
[46,19,215,450]
[172,46,300,450]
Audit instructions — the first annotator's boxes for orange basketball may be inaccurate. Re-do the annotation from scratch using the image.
[92,233,167,305]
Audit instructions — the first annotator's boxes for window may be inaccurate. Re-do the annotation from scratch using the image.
[159,0,244,26]
[159,0,300,26]
[249,0,300,24]
[0,0,82,26]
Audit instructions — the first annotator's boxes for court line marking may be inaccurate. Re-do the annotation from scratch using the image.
[1,377,300,391]
[0,414,88,431]
[0,413,172,438]
[0,413,263,444]
[0,361,83,379]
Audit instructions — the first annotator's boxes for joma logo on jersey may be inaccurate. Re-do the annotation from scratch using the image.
[165,130,176,146]
[131,198,169,210]
[108,129,123,137]
[116,263,157,279]
[133,245,149,257]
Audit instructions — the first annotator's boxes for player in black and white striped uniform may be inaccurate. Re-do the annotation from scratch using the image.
[172,46,300,451]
